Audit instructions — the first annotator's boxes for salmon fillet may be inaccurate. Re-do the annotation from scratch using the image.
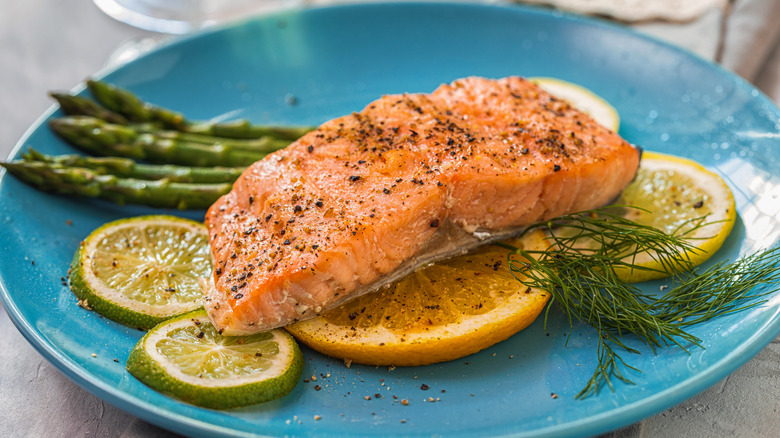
[204,76,640,335]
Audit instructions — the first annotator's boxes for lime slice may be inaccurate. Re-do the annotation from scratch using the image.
[69,215,211,330]
[127,309,303,409]
[530,77,620,132]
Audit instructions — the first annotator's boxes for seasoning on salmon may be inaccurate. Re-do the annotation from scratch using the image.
[203,76,641,335]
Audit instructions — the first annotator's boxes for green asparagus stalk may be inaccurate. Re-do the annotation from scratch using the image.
[86,80,315,140]
[22,148,245,184]
[1,160,230,209]
[86,79,186,128]
[50,116,291,154]
[183,118,315,141]
[49,116,277,166]
[49,92,129,125]
[153,130,291,153]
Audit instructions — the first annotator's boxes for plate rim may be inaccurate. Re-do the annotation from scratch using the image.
[2,2,780,437]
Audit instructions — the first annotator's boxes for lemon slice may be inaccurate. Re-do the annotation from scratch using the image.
[127,309,303,409]
[286,230,550,367]
[548,151,735,283]
[69,215,211,330]
[530,77,620,132]
[604,151,736,282]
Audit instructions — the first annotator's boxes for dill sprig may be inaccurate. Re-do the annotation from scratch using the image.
[504,208,780,399]
[651,250,780,325]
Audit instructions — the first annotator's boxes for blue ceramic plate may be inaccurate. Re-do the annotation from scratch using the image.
[2,2,779,437]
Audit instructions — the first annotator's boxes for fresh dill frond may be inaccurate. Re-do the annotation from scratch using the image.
[652,249,780,325]
[504,207,780,399]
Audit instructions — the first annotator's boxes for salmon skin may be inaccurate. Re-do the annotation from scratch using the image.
[204,76,640,335]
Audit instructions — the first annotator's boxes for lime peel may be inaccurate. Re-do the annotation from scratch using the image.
[69,215,211,330]
[127,309,303,409]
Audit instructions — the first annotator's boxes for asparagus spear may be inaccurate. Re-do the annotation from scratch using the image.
[50,92,129,125]
[50,116,291,154]
[49,116,276,166]
[86,80,315,140]
[22,148,245,184]
[153,130,291,153]
[1,160,230,209]
[183,118,315,141]
[86,79,186,128]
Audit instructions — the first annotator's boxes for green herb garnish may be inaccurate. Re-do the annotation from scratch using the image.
[503,208,780,399]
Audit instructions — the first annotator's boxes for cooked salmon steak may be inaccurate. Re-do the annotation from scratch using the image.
[204,76,640,335]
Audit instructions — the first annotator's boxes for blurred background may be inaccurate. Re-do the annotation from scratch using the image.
[3,0,780,159]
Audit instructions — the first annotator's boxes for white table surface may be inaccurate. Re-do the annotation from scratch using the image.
[2,1,780,437]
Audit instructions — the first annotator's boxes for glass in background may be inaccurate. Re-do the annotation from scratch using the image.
[93,0,306,34]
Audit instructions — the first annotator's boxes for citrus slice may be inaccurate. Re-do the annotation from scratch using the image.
[286,230,550,367]
[69,215,211,330]
[127,309,303,409]
[586,151,736,282]
[530,77,620,132]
